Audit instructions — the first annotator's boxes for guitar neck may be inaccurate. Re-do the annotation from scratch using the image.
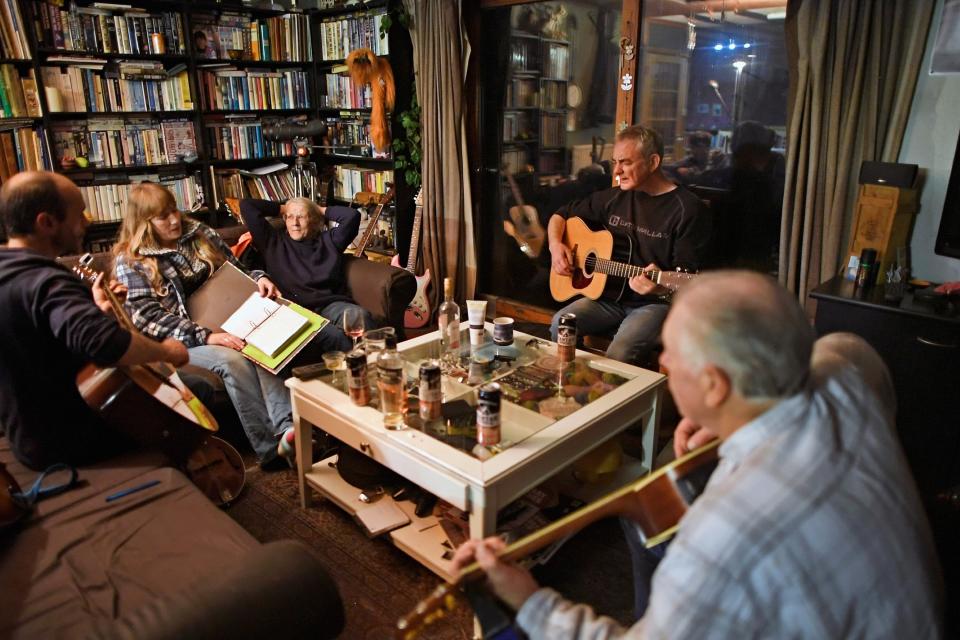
[405,203,423,273]
[505,173,525,208]
[456,482,636,584]
[355,200,387,256]
[589,255,660,283]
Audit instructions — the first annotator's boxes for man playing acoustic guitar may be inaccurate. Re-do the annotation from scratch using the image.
[548,125,711,367]
[0,172,194,470]
[453,271,942,639]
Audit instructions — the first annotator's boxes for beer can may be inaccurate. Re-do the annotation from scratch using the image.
[419,360,442,421]
[557,313,577,363]
[476,383,501,446]
[346,348,370,406]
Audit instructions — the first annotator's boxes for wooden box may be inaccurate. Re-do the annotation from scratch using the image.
[846,184,917,281]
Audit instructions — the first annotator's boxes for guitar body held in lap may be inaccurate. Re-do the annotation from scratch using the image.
[549,216,698,303]
[73,255,245,506]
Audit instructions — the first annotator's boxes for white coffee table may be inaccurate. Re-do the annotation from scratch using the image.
[287,324,665,580]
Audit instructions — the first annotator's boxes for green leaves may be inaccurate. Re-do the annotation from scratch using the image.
[394,78,422,189]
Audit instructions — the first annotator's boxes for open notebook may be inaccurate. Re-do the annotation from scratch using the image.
[187,262,328,373]
[221,293,310,358]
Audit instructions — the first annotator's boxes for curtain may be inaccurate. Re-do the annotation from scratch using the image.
[402,0,476,307]
[780,0,934,301]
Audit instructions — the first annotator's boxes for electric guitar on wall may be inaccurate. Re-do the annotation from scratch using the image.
[549,216,697,302]
[391,188,432,329]
[503,168,546,259]
[353,182,396,259]
[395,440,721,639]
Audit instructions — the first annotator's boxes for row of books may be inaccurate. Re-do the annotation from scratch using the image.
[502,112,533,142]
[79,172,200,223]
[198,68,311,111]
[506,78,537,108]
[213,167,298,203]
[540,80,566,110]
[501,148,529,176]
[193,12,312,63]
[31,1,186,56]
[205,119,296,161]
[540,113,565,147]
[543,42,569,79]
[0,65,42,118]
[0,125,52,184]
[317,10,388,61]
[40,64,192,113]
[51,118,197,168]
[334,164,392,201]
[323,117,385,157]
[319,73,372,109]
[0,0,30,58]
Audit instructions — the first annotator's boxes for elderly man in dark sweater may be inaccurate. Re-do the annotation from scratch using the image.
[240,197,376,354]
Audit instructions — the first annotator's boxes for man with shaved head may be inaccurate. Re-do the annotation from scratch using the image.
[0,171,190,469]
[454,270,942,639]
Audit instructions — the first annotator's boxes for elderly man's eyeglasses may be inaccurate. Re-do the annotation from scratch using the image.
[285,214,309,223]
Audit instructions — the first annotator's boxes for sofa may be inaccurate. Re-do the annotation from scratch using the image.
[0,436,345,639]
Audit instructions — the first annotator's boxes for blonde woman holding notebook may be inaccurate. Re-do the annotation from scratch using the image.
[113,182,293,470]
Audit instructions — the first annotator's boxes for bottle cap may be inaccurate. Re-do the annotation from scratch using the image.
[859,248,877,264]
[444,277,453,297]
[385,334,397,349]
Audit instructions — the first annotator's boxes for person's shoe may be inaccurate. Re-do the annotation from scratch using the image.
[277,427,296,462]
[259,453,292,472]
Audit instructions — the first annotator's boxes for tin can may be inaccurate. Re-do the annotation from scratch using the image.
[150,32,166,54]
[419,360,442,421]
[346,348,370,406]
[557,313,577,363]
[476,383,501,446]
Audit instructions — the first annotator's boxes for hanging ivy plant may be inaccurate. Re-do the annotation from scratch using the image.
[392,82,421,189]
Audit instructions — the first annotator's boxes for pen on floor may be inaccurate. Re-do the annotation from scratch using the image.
[105,479,161,503]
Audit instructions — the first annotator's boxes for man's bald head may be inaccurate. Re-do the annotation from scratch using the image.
[668,270,814,401]
[0,171,81,238]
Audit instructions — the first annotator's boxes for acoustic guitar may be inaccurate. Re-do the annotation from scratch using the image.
[549,216,697,302]
[395,440,721,639]
[503,169,546,259]
[73,256,245,506]
[353,182,396,259]
[390,187,432,329]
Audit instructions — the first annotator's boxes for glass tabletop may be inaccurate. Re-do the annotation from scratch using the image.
[317,327,636,460]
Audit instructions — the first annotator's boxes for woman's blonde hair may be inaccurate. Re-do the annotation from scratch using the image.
[113,182,224,293]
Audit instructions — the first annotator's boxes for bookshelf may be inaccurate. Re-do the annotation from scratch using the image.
[501,31,570,178]
[0,0,411,257]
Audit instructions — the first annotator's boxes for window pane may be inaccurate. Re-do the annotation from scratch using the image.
[479,1,622,310]
[636,3,789,274]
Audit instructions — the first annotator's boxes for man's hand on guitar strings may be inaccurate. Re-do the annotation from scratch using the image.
[549,241,573,276]
[452,537,540,612]
[160,338,189,368]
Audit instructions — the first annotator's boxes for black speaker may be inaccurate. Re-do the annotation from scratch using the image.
[859,161,918,188]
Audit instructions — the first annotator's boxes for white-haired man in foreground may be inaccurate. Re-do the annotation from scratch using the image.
[454,270,942,639]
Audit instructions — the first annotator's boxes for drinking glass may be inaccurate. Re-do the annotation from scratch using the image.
[343,308,365,349]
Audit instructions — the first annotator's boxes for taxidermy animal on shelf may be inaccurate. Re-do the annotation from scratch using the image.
[346,47,396,152]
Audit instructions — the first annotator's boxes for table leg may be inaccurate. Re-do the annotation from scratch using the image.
[294,407,313,509]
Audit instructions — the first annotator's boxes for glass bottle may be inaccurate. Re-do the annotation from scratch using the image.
[438,277,461,367]
[377,333,406,430]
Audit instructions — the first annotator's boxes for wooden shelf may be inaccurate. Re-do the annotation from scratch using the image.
[202,108,312,115]
[194,58,313,69]
[47,110,196,119]
[38,50,189,62]
[59,162,193,175]
[322,153,393,165]
[0,57,33,65]
[207,156,297,167]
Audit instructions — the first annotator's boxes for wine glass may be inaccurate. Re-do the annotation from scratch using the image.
[343,308,365,349]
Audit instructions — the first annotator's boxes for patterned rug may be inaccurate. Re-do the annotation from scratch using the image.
[226,464,635,639]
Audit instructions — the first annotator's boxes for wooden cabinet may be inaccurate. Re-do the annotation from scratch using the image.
[810,276,960,498]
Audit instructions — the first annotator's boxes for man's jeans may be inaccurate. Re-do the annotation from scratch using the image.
[550,297,669,365]
[189,345,292,462]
